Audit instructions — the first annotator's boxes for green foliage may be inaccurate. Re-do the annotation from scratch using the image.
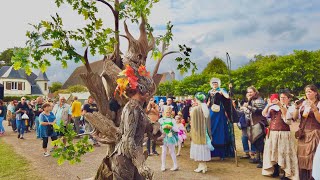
[52,121,94,165]
[156,80,179,96]
[118,0,160,22]
[232,50,320,96]
[202,57,228,75]
[176,44,196,74]
[0,48,22,67]
[3,96,39,102]
[67,85,87,93]
[49,82,63,93]
[151,21,197,75]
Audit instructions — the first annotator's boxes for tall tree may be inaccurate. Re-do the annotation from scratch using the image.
[12,0,196,179]
[49,81,63,93]
[202,57,228,75]
[0,47,22,67]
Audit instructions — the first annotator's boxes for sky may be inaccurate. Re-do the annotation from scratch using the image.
[0,0,319,84]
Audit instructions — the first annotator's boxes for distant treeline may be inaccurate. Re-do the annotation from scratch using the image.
[157,50,320,98]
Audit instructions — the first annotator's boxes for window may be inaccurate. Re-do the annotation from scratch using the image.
[18,82,25,90]
[11,82,18,90]
[6,81,11,90]
[44,83,47,91]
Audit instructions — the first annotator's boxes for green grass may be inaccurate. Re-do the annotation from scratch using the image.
[0,141,43,180]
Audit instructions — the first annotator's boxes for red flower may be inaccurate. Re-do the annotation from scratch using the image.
[138,65,150,77]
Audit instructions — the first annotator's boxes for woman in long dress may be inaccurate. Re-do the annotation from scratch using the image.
[292,84,320,180]
[313,143,320,180]
[207,77,234,159]
[262,92,299,180]
[190,92,214,173]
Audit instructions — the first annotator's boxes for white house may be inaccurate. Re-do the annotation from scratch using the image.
[0,66,50,96]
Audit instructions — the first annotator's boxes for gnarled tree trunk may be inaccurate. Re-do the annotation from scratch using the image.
[80,17,158,180]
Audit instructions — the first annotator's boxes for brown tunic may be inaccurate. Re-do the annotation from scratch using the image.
[269,109,290,131]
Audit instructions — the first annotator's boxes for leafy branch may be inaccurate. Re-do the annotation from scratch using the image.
[152,21,197,76]
[52,121,94,165]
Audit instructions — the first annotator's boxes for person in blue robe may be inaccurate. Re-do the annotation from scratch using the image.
[207,77,235,160]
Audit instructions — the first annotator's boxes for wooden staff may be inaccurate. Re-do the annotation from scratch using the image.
[226,52,239,167]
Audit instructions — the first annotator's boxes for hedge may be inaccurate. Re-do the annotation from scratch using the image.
[3,95,40,102]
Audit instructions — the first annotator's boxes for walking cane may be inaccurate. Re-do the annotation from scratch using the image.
[226,52,239,167]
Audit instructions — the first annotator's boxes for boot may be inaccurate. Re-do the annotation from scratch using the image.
[194,163,202,172]
[256,153,263,168]
[272,164,280,177]
[202,162,208,173]
[249,153,260,164]
[280,173,290,180]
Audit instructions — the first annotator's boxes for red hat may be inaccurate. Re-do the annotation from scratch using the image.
[270,94,279,102]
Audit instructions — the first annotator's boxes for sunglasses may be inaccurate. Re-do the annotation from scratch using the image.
[22,99,26,100]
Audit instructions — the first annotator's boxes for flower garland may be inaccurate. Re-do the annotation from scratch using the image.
[114,64,151,97]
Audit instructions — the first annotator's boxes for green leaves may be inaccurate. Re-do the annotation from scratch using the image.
[176,44,197,74]
[52,121,94,165]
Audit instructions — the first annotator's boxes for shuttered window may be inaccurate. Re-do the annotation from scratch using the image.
[18,82,23,90]
[6,82,11,90]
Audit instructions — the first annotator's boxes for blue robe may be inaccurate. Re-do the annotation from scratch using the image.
[208,88,235,158]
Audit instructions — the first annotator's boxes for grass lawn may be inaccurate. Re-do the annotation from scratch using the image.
[0,140,42,180]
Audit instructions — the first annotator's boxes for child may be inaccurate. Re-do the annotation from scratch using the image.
[175,115,187,156]
[159,106,179,171]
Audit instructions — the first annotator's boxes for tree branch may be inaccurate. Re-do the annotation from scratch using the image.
[152,50,181,77]
[39,43,53,47]
[84,47,92,73]
[96,0,115,16]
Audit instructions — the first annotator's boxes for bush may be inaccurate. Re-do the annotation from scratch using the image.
[3,95,39,102]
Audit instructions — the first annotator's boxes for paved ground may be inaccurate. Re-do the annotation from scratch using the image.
[0,121,299,180]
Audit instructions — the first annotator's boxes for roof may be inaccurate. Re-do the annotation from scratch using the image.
[0,66,38,84]
[0,66,11,76]
[31,85,43,95]
[62,60,104,89]
[35,72,49,81]
[0,66,50,95]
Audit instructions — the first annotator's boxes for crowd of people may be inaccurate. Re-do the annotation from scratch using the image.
[144,78,320,180]
[0,77,319,180]
[0,95,101,157]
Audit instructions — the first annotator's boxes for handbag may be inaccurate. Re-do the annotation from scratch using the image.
[22,113,29,120]
[211,104,220,112]
[295,117,307,140]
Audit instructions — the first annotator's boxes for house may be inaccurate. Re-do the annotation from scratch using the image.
[62,60,175,88]
[62,60,104,89]
[0,66,50,96]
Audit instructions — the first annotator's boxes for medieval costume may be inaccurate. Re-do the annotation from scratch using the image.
[313,143,320,180]
[262,94,299,180]
[296,101,320,180]
[242,92,266,168]
[159,106,179,172]
[190,92,214,173]
[207,78,235,159]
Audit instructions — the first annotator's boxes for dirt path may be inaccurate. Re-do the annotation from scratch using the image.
[1,122,300,180]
